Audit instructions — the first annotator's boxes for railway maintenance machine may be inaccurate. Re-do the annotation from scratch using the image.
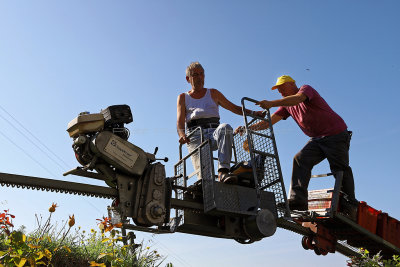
[1,99,399,260]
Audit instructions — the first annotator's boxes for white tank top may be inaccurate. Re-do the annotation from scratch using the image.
[185,89,220,122]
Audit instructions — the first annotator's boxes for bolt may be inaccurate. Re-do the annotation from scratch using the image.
[153,189,162,200]
[154,175,163,186]
[151,205,165,218]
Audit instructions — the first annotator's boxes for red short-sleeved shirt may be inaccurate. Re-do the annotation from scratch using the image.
[273,85,347,138]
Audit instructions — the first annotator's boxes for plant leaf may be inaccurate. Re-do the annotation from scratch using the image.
[97,252,112,260]
[89,261,106,266]
[36,251,44,260]
[44,249,52,258]
[16,258,27,267]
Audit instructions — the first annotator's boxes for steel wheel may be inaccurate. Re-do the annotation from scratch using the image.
[319,248,328,256]
[301,235,313,250]
[314,246,322,255]
[301,236,309,250]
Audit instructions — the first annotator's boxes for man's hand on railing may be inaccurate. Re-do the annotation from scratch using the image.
[234,126,246,136]
[256,100,273,110]
[253,110,266,118]
[179,134,190,144]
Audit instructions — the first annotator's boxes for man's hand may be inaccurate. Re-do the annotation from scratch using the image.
[253,110,266,118]
[179,135,190,144]
[234,126,246,136]
[256,100,273,109]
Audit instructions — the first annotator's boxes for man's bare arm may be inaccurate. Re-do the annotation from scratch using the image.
[235,113,283,134]
[211,89,263,116]
[251,113,283,130]
[177,94,190,144]
[257,93,307,109]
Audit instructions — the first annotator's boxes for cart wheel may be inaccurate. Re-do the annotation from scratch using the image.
[320,248,328,256]
[301,236,314,250]
[301,236,309,250]
[314,247,322,255]
[301,236,313,250]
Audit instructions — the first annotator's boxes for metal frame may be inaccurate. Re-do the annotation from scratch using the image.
[172,97,291,226]
[239,97,290,218]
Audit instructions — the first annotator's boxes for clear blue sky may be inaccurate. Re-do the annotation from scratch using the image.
[1,1,399,266]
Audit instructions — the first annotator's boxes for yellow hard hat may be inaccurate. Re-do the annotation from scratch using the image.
[271,75,296,90]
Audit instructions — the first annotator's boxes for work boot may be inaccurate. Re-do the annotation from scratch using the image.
[218,168,229,182]
[222,174,238,184]
[288,198,308,211]
[218,169,238,184]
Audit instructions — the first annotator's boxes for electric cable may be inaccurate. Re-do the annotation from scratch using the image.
[0,129,59,178]
[0,105,70,170]
[0,106,104,214]
[151,237,194,267]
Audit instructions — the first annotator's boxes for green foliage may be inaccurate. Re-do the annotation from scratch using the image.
[0,209,52,267]
[0,207,173,267]
[347,249,400,267]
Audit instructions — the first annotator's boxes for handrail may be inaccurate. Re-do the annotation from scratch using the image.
[240,97,263,211]
[179,126,204,160]
[240,96,290,218]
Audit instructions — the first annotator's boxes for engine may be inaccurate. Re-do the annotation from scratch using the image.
[67,105,151,180]
[67,105,169,227]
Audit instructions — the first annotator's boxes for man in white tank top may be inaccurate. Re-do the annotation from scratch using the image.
[176,62,264,182]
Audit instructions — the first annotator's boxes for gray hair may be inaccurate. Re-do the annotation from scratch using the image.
[185,62,204,77]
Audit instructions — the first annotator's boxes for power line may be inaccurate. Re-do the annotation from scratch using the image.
[0,105,71,170]
[0,106,104,214]
[0,129,59,178]
[152,237,194,267]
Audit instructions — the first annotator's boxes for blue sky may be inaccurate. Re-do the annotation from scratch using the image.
[1,1,399,266]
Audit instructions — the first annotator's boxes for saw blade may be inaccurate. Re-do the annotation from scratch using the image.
[0,172,118,199]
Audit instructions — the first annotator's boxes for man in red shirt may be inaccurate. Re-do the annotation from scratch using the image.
[244,75,355,211]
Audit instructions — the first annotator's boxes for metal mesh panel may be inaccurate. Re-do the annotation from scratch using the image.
[174,156,186,225]
[234,98,289,218]
[173,140,216,223]
[199,141,217,212]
